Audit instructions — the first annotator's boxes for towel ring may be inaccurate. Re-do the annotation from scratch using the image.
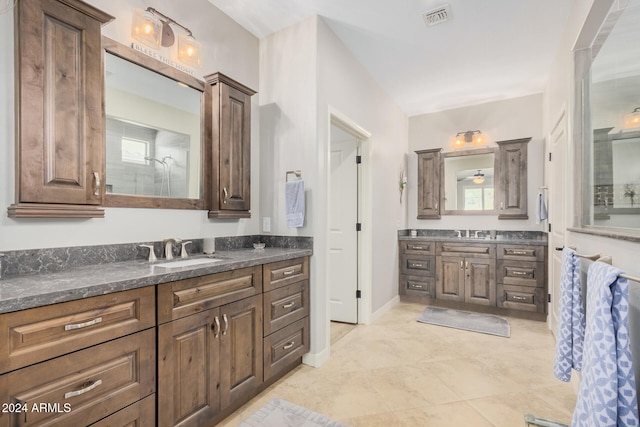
[286,170,302,182]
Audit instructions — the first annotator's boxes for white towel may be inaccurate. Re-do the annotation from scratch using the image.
[536,192,548,224]
[285,180,305,228]
[572,262,639,427]
[554,247,584,382]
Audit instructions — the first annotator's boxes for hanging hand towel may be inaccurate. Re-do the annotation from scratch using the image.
[536,192,548,224]
[554,247,585,382]
[572,262,639,427]
[286,180,305,228]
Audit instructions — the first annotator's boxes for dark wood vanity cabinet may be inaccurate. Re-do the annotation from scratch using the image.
[206,73,256,219]
[415,149,442,219]
[436,243,496,306]
[399,237,546,320]
[497,138,530,219]
[8,0,113,218]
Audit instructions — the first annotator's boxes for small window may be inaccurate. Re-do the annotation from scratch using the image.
[121,137,148,164]
[464,187,493,211]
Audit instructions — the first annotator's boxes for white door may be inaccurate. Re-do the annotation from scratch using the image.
[548,108,568,335]
[329,130,359,324]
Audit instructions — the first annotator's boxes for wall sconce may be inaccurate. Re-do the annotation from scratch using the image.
[624,107,640,129]
[131,7,202,68]
[452,130,487,149]
[399,170,408,203]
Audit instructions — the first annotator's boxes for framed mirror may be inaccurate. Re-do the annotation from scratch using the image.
[579,0,640,231]
[103,37,210,209]
[442,148,497,215]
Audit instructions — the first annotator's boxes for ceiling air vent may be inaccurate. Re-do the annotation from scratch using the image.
[422,4,451,27]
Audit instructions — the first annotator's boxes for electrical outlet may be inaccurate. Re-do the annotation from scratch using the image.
[262,217,271,233]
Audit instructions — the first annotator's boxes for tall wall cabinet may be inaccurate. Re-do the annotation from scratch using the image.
[8,0,113,218]
[416,148,442,219]
[496,138,530,219]
[206,73,256,219]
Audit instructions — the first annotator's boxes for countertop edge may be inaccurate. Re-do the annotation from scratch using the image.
[398,236,548,245]
[0,248,312,315]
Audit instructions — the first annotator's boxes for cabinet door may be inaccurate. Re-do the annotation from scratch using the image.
[219,295,263,409]
[464,258,496,306]
[415,149,441,219]
[158,310,220,427]
[497,138,530,219]
[10,0,112,218]
[436,256,465,302]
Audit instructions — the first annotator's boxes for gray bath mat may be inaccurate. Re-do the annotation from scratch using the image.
[239,398,351,427]
[417,306,510,337]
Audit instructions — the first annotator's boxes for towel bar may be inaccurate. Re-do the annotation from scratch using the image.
[555,246,640,283]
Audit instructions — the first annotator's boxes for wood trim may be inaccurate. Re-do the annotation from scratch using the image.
[105,194,204,210]
[8,203,105,218]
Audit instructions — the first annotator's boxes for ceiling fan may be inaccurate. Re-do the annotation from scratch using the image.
[457,169,485,184]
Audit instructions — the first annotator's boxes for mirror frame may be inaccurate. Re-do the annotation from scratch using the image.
[441,147,498,216]
[103,37,211,210]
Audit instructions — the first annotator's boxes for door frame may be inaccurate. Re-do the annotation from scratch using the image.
[328,107,372,326]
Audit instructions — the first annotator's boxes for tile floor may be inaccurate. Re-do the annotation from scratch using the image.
[218,302,577,426]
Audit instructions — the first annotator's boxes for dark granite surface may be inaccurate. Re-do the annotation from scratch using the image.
[398,229,548,245]
[0,235,313,315]
[0,247,312,315]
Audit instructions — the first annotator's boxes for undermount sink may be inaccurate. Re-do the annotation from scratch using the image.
[153,258,222,271]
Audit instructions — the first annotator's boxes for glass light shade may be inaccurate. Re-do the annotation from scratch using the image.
[472,132,487,146]
[624,110,640,129]
[473,175,485,184]
[178,34,202,68]
[131,8,161,49]
[452,135,466,149]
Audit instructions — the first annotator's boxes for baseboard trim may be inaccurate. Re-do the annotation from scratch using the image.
[302,346,330,368]
[368,295,400,324]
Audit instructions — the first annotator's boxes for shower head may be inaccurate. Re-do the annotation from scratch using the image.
[144,156,164,165]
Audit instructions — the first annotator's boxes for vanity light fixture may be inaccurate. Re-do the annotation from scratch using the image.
[624,107,640,129]
[452,130,487,149]
[131,7,202,68]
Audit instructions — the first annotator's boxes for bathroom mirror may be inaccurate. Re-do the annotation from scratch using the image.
[442,148,496,215]
[580,0,640,231]
[103,37,209,209]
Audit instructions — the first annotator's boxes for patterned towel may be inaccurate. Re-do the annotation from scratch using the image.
[554,247,585,382]
[572,262,639,427]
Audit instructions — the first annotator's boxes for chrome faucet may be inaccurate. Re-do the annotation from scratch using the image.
[474,230,482,238]
[465,229,470,238]
[454,230,462,238]
[163,238,178,260]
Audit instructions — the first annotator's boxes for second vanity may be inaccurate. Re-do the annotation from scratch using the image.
[0,239,311,427]
[399,230,547,321]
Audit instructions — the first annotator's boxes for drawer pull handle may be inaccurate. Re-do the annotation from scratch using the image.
[511,250,529,255]
[413,263,423,267]
[412,285,424,289]
[64,379,102,399]
[412,246,424,250]
[283,341,295,350]
[65,317,103,331]
[511,295,528,301]
[283,269,296,276]
[222,314,229,335]
[283,302,295,308]
[512,271,530,277]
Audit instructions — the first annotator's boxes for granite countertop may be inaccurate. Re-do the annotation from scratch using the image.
[398,235,548,245]
[0,247,312,315]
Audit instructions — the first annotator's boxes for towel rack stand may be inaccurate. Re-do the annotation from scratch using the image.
[286,170,302,182]
[554,246,640,283]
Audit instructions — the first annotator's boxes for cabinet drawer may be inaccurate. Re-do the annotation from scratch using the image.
[0,329,156,427]
[263,257,309,291]
[497,260,544,288]
[89,394,155,427]
[263,281,309,336]
[0,287,155,373]
[399,275,435,297]
[497,284,545,313]
[263,317,309,382]
[438,243,495,258]
[399,240,435,255]
[157,266,262,323]
[497,244,545,262]
[400,255,435,276]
